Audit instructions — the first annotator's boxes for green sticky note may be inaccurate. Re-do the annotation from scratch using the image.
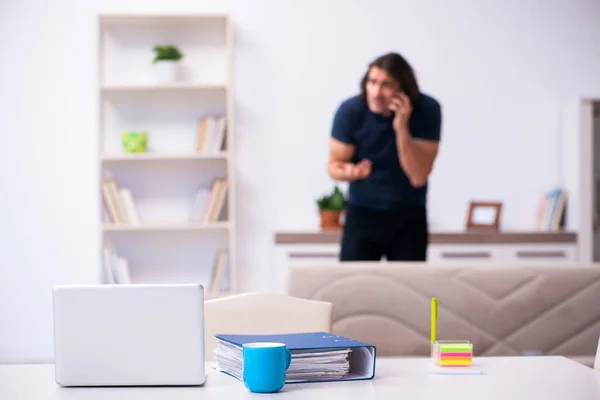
[439,343,472,352]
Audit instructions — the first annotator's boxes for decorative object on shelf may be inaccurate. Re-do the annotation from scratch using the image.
[152,44,183,83]
[316,186,346,230]
[121,131,148,153]
[465,201,502,232]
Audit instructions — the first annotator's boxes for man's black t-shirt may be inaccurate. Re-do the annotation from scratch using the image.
[331,93,442,210]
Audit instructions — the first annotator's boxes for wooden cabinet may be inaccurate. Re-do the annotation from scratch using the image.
[271,231,578,293]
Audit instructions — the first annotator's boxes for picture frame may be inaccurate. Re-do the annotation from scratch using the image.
[466,201,503,231]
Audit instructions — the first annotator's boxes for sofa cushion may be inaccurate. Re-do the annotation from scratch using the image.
[288,263,600,361]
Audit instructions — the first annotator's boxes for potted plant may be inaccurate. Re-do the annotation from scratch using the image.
[316,186,347,229]
[152,45,183,83]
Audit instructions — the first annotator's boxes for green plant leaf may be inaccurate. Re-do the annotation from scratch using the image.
[153,45,184,63]
[316,185,347,211]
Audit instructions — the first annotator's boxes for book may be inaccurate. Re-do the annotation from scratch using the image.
[537,188,567,231]
[212,331,376,383]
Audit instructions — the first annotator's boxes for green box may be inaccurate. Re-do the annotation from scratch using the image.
[122,131,148,153]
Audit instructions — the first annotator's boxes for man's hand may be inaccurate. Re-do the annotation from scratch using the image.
[389,92,412,133]
[330,159,371,181]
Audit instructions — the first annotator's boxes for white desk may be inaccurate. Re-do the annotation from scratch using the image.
[1,356,600,399]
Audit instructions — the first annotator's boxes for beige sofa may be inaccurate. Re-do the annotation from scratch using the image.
[287,262,600,367]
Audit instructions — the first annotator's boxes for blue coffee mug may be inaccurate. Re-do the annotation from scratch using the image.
[242,342,292,393]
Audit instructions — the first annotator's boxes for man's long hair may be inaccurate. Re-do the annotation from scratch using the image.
[360,52,420,105]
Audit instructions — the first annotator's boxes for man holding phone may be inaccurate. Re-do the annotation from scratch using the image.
[328,52,442,261]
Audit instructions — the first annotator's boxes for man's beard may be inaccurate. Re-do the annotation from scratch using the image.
[372,96,385,107]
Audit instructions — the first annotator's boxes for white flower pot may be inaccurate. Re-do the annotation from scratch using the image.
[153,60,179,83]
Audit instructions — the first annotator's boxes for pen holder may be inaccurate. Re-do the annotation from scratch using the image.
[432,340,473,367]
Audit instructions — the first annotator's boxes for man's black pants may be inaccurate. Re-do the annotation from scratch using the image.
[339,203,429,261]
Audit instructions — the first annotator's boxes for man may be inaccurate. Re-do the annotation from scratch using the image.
[328,52,442,262]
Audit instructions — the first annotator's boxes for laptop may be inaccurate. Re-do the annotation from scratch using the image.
[52,283,206,387]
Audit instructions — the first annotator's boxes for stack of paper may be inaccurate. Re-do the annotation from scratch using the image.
[286,348,353,382]
[213,337,352,383]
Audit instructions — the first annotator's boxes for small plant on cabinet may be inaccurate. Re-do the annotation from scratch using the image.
[316,186,347,230]
[152,45,184,83]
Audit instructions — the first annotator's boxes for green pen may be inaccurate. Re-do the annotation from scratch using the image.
[431,298,438,343]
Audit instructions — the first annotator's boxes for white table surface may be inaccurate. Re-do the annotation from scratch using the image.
[1,356,600,399]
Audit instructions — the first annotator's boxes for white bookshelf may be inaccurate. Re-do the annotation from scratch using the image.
[97,13,236,298]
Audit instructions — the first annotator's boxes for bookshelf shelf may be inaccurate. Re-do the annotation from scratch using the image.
[101,83,227,92]
[102,222,229,232]
[98,13,235,296]
[101,152,229,162]
[99,13,228,24]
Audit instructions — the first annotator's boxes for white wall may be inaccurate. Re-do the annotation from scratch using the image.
[2,0,600,363]
[0,0,101,363]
